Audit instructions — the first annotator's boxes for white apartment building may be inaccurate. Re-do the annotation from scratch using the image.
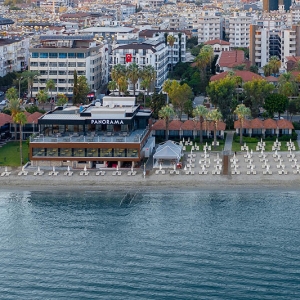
[0,37,30,77]
[194,12,222,44]
[249,24,300,69]
[29,35,108,98]
[229,12,252,47]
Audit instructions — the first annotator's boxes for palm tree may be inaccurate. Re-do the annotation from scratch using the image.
[158,105,175,141]
[126,63,140,96]
[278,72,298,98]
[36,89,48,109]
[7,87,21,140]
[234,104,251,145]
[107,80,117,96]
[141,65,156,96]
[13,112,27,166]
[263,64,272,77]
[207,109,223,149]
[22,70,39,99]
[162,79,173,104]
[167,34,176,73]
[118,76,128,95]
[46,79,56,103]
[193,105,208,144]
[268,56,281,76]
[111,64,126,96]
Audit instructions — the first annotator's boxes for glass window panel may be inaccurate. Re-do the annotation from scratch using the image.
[49,62,57,67]
[68,62,76,67]
[59,53,67,58]
[86,148,98,157]
[40,53,48,58]
[114,148,125,157]
[59,148,72,157]
[33,148,45,156]
[68,53,75,58]
[47,148,58,156]
[74,148,85,157]
[77,53,84,58]
[127,149,138,157]
[49,53,58,58]
[32,52,39,58]
[100,148,112,157]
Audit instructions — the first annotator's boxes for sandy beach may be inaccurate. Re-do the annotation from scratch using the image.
[1,151,300,191]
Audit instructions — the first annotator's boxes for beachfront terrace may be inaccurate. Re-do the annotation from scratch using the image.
[30,128,149,144]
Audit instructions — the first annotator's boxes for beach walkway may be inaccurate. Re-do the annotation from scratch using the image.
[224,131,234,152]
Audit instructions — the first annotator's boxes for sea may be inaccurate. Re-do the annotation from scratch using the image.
[0,188,300,299]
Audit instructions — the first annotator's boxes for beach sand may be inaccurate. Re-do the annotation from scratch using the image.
[1,151,300,192]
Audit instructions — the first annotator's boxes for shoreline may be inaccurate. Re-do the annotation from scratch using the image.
[1,151,300,192]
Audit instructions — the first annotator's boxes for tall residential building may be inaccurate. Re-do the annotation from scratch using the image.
[194,12,222,44]
[29,35,108,98]
[249,24,300,68]
[263,0,291,11]
[229,13,252,48]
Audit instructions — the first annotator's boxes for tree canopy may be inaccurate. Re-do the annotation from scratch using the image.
[263,94,289,118]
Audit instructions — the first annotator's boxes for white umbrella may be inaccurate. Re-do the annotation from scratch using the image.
[184,165,187,171]
[67,166,70,172]
[5,166,7,172]
[182,137,185,143]
[159,163,162,171]
[117,165,119,171]
[202,165,206,171]
[195,142,197,147]
[173,164,176,171]
[37,166,40,172]
[275,150,278,156]
[53,166,55,173]
[190,148,193,154]
[250,149,253,155]
[217,153,219,160]
[189,166,192,172]
[131,166,134,173]
[84,165,87,172]
[22,166,25,171]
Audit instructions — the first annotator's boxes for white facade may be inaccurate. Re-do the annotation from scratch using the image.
[29,35,108,97]
[229,13,252,47]
[0,38,30,77]
[194,13,222,44]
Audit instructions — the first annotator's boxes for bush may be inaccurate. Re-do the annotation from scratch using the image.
[233,133,258,143]
[293,122,300,130]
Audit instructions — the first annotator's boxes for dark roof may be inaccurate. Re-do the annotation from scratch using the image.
[113,43,158,52]
[0,17,14,25]
[211,71,263,82]
[139,29,184,38]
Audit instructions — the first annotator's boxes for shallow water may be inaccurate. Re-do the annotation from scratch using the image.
[0,189,300,299]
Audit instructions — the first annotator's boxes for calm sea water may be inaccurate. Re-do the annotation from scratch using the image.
[0,188,300,299]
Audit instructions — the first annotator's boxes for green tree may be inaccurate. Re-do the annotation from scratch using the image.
[167,34,176,73]
[287,98,299,121]
[206,76,236,120]
[277,72,298,98]
[158,105,175,140]
[140,65,156,96]
[233,104,251,145]
[150,92,166,119]
[118,76,128,95]
[13,112,27,166]
[193,104,208,144]
[36,89,48,109]
[243,78,274,117]
[107,80,117,96]
[73,74,89,105]
[56,93,68,106]
[46,79,56,102]
[7,87,21,140]
[263,94,289,118]
[184,100,193,120]
[207,109,223,149]
[22,70,39,99]
[126,62,140,96]
[269,56,281,75]
[162,79,173,104]
[111,64,127,96]
[167,81,193,120]
[249,65,259,74]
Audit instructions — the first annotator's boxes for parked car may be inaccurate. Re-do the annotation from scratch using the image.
[0,99,8,105]
[273,116,284,120]
[0,91,4,96]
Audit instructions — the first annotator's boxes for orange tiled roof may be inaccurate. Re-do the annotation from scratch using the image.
[182,120,195,130]
[211,70,263,82]
[218,50,245,68]
[0,113,12,126]
[251,118,264,129]
[263,118,277,129]
[234,119,251,129]
[168,120,183,130]
[277,119,294,129]
[204,39,230,46]
[265,76,279,82]
[27,112,43,124]
[151,119,166,130]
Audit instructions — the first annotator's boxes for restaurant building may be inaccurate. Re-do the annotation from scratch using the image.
[29,96,153,169]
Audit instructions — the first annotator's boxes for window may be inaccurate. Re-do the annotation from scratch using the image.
[77,53,84,58]
[49,53,58,58]
[49,62,57,67]
[68,71,74,75]
[68,53,75,58]
[49,70,57,75]
[77,62,85,67]
[58,62,66,67]
[30,62,38,67]
[40,53,48,58]
[59,53,67,59]
[58,71,66,75]
[68,62,76,67]
[58,79,66,83]
[32,52,39,58]
[39,62,48,67]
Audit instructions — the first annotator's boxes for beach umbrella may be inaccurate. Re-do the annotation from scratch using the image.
[5,166,7,172]
[84,165,87,172]
[117,165,119,171]
[67,166,70,172]
[189,166,192,172]
[250,149,253,155]
[195,142,197,147]
[22,166,25,172]
[159,163,162,171]
[37,166,40,173]
[184,165,187,171]
[190,148,193,154]
[131,166,134,173]
[183,137,185,143]
[205,142,208,147]
[202,165,206,171]
[173,164,176,171]
[53,166,55,173]
[275,150,278,156]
